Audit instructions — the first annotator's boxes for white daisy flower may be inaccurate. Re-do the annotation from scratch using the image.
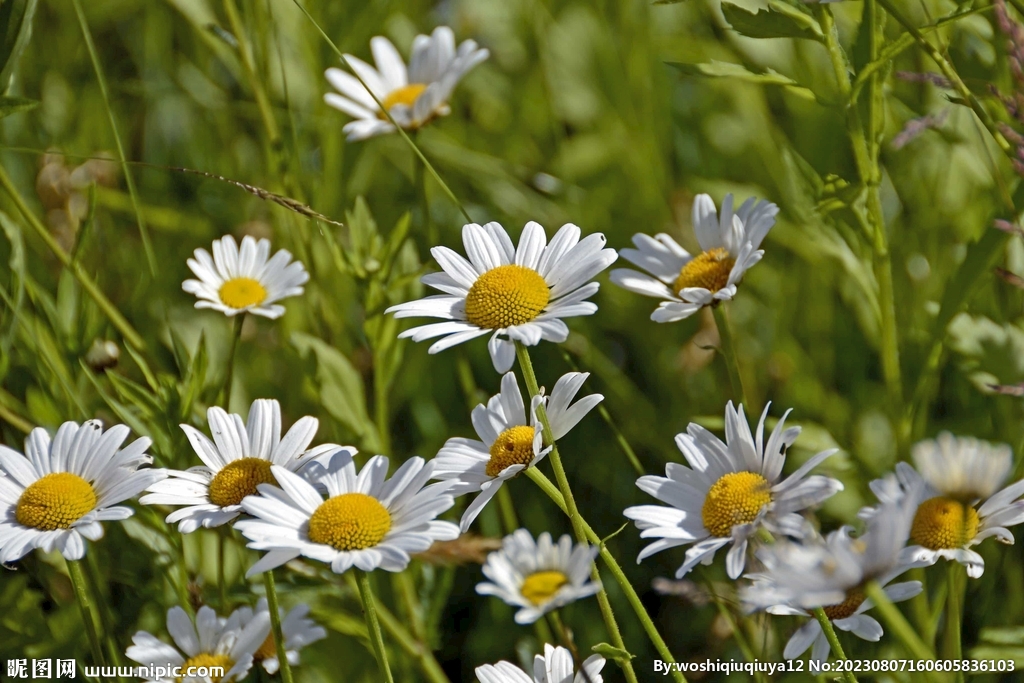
[0,420,163,563]
[234,449,459,575]
[623,402,842,579]
[863,433,1024,578]
[433,371,602,531]
[324,26,489,141]
[141,399,350,534]
[610,193,778,322]
[183,234,309,319]
[125,605,270,683]
[232,598,326,674]
[741,493,923,663]
[476,529,601,624]
[387,221,617,373]
[476,644,605,683]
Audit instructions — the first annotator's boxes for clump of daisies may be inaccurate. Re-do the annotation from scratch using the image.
[232,598,326,674]
[624,401,842,578]
[0,420,163,563]
[387,221,617,372]
[325,26,489,140]
[477,529,601,624]
[475,644,605,683]
[432,371,602,530]
[610,193,777,322]
[183,235,309,319]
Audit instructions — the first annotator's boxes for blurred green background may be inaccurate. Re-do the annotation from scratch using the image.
[5,0,1024,680]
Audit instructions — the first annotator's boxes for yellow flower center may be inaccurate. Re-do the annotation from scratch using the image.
[701,471,772,538]
[464,265,550,330]
[486,425,537,477]
[178,653,233,683]
[219,277,267,309]
[520,570,570,606]
[207,458,277,508]
[307,492,392,551]
[674,247,735,294]
[15,472,97,531]
[381,83,428,113]
[910,496,980,550]
[822,589,866,621]
[254,632,278,661]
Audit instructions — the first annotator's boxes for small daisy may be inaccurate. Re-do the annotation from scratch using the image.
[433,371,602,531]
[0,420,163,563]
[866,433,1024,578]
[610,194,778,322]
[126,605,270,683]
[234,449,459,575]
[477,529,601,624]
[232,598,326,674]
[387,221,617,372]
[475,644,605,683]
[183,234,309,319]
[324,26,489,141]
[623,401,842,579]
[141,399,350,534]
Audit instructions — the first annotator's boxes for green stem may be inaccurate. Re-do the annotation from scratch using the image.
[394,571,427,644]
[495,485,520,532]
[70,0,156,275]
[356,570,395,683]
[707,584,768,683]
[514,343,641,683]
[944,563,965,683]
[710,305,748,408]
[67,559,108,676]
[221,315,245,410]
[547,610,578,658]
[811,608,858,683]
[82,553,123,676]
[864,581,938,663]
[222,0,282,151]
[218,529,228,610]
[0,165,145,349]
[412,141,435,244]
[263,571,295,683]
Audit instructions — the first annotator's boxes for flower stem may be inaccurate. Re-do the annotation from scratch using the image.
[67,559,108,674]
[811,608,858,683]
[711,306,748,409]
[218,529,228,610]
[221,314,245,410]
[82,553,123,673]
[944,563,965,683]
[548,610,579,660]
[356,569,395,683]
[263,571,295,683]
[864,581,938,662]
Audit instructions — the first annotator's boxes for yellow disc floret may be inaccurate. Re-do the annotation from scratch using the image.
[520,570,569,606]
[208,458,276,508]
[675,247,735,294]
[701,471,772,538]
[179,653,233,683]
[254,632,278,662]
[822,589,867,621]
[381,83,428,113]
[486,425,537,477]
[910,496,980,550]
[15,472,97,531]
[465,265,550,330]
[219,277,267,309]
[307,492,392,551]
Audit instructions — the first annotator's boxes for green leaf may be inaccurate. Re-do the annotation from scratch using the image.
[721,1,823,41]
[668,60,816,100]
[0,94,35,118]
[0,0,38,93]
[592,643,635,662]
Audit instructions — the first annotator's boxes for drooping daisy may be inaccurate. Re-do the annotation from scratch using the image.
[475,644,605,683]
[0,420,163,563]
[433,371,602,531]
[477,529,600,624]
[126,605,270,683]
[863,433,1024,578]
[141,399,351,533]
[623,402,842,579]
[324,26,489,141]
[610,194,778,322]
[742,493,923,663]
[183,234,309,319]
[235,449,459,575]
[387,221,617,373]
[232,598,326,674]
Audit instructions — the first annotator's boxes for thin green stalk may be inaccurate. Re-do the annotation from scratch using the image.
[944,563,965,683]
[514,343,641,683]
[412,140,435,244]
[222,0,282,151]
[263,571,295,683]
[221,315,245,409]
[864,581,937,661]
[811,608,858,683]
[70,0,156,275]
[496,485,520,532]
[67,559,108,675]
[83,553,123,676]
[218,530,228,609]
[0,165,145,349]
[356,569,395,683]
[706,584,767,683]
[547,610,578,660]
[710,305,748,408]
[394,571,427,644]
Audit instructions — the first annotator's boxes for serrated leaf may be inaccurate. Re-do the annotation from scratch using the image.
[0,0,38,93]
[592,643,635,662]
[668,60,816,100]
[721,2,823,41]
